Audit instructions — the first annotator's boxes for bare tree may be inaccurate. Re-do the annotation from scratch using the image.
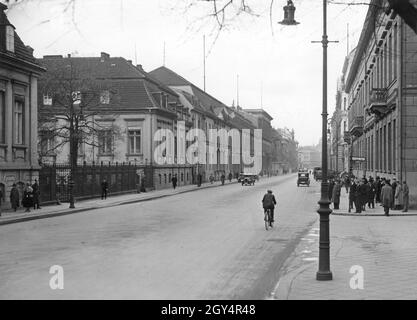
[38,59,121,168]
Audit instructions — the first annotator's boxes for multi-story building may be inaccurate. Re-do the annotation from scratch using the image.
[345,0,417,207]
[272,127,298,174]
[330,48,356,175]
[38,53,194,190]
[0,3,45,208]
[149,66,263,180]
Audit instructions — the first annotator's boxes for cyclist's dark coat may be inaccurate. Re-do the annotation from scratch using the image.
[262,193,276,209]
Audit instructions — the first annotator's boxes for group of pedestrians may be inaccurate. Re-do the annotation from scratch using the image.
[345,175,410,216]
[0,180,41,216]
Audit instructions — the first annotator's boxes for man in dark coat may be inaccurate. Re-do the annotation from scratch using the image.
[172,174,178,190]
[349,180,357,213]
[354,180,362,213]
[359,179,369,211]
[367,179,376,209]
[375,176,382,203]
[402,181,410,212]
[32,179,41,210]
[22,183,33,212]
[262,190,277,226]
[391,178,397,210]
[228,172,233,183]
[10,184,19,212]
[381,181,393,216]
[332,180,342,210]
[101,178,108,200]
[328,179,335,202]
[221,174,225,185]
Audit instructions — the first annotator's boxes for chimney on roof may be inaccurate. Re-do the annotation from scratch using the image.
[26,46,34,56]
[137,64,143,70]
[67,53,71,58]
[0,3,7,12]
[100,52,110,61]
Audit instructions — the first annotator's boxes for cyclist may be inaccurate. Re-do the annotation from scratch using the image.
[262,190,277,226]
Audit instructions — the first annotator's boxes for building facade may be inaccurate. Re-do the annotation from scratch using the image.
[0,3,45,208]
[345,0,417,207]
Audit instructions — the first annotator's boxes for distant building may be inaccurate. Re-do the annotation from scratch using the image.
[0,3,45,208]
[298,144,321,169]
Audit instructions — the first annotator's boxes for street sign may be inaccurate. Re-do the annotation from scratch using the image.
[351,157,366,162]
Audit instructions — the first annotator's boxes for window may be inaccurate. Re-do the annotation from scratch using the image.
[0,91,4,144]
[72,91,81,104]
[393,120,396,172]
[6,25,14,52]
[343,97,346,111]
[43,94,52,106]
[388,122,392,172]
[100,90,110,104]
[40,130,54,154]
[98,130,113,154]
[128,129,141,154]
[13,99,24,145]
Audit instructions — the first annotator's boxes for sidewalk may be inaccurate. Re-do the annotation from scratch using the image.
[273,189,417,300]
[0,179,240,226]
[332,187,417,216]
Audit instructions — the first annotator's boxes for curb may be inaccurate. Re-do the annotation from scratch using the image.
[331,212,417,217]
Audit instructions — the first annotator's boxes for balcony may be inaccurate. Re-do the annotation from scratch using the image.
[343,131,351,144]
[368,88,389,119]
[349,116,364,137]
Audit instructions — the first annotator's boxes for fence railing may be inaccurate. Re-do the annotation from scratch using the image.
[39,162,153,204]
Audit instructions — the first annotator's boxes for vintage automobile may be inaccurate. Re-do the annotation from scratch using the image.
[241,174,256,186]
[297,172,310,187]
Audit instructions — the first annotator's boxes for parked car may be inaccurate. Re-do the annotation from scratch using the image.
[297,172,310,187]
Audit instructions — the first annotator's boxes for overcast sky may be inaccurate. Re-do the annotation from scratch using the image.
[5,0,369,146]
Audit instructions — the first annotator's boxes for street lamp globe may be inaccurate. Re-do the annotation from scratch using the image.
[279,0,300,25]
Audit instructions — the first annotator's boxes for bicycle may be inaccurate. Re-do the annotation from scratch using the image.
[264,208,273,230]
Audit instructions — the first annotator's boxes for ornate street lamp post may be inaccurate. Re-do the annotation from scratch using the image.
[280,0,334,281]
[314,0,335,281]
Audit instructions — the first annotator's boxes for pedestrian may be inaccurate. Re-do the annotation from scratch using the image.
[391,178,397,210]
[344,175,351,193]
[197,173,202,187]
[209,174,214,184]
[22,183,33,212]
[367,179,376,209]
[402,181,410,212]
[349,179,357,213]
[32,179,41,209]
[354,179,362,213]
[375,176,382,203]
[221,174,225,185]
[228,172,233,183]
[0,187,3,216]
[10,183,19,212]
[332,179,341,210]
[172,174,178,190]
[381,181,393,216]
[101,178,108,200]
[359,179,369,211]
[328,179,335,201]
[394,182,403,210]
